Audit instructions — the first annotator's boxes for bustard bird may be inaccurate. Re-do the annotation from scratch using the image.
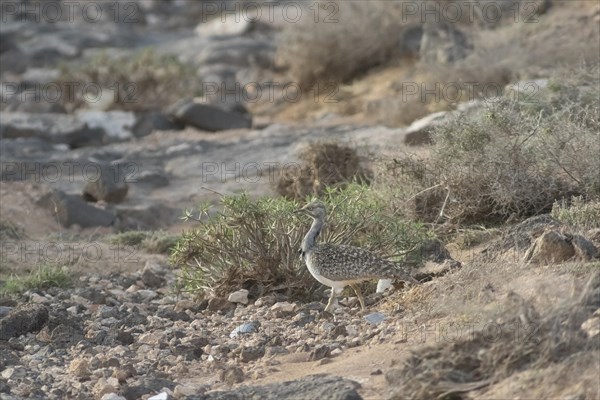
[295,201,418,312]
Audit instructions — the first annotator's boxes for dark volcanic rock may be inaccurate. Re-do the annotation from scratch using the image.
[131,111,184,137]
[36,189,115,228]
[0,112,105,147]
[134,170,170,188]
[0,303,49,340]
[167,98,252,132]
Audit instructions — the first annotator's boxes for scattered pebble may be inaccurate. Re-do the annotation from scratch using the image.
[0,260,410,398]
[364,312,386,325]
[230,322,259,338]
[228,289,250,305]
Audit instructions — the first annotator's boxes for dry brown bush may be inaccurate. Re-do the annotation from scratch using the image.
[377,66,600,224]
[276,1,404,89]
[275,141,371,200]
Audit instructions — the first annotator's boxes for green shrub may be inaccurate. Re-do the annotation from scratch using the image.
[171,183,430,300]
[142,233,180,254]
[1,265,73,296]
[108,230,179,254]
[551,196,600,230]
[382,68,600,224]
[58,49,200,112]
[0,220,26,241]
[108,231,149,246]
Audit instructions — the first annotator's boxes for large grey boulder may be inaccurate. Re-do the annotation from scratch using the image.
[0,112,105,147]
[195,36,275,69]
[167,98,252,131]
[36,189,115,228]
[131,111,184,137]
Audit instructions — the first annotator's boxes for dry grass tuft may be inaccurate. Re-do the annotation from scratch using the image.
[551,196,600,231]
[387,272,600,400]
[0,220,26,241]
[58,49,201,112]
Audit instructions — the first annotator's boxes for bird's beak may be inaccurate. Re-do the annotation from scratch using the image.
[294,205,307,214]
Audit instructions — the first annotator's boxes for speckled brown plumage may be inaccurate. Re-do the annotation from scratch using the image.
[295,201,417,312]
[305,243,416,283]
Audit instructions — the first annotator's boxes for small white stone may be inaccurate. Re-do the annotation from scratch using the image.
[173,385,199,397]
[228,289,249,305]
[30,293,49,303]
[148,392,169,400]
[270,301,296,313]
[346,325,359,337]
[364,312,386,325]
[376,278,393,293]
[101,394,126,400]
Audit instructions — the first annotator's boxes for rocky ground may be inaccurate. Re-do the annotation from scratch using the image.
[1,0,600,399]
[0,259,406,399]
[1,216,599,399]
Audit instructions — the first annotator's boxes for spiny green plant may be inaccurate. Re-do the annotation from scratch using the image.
[1,265,73,296]
[171,183,431,301]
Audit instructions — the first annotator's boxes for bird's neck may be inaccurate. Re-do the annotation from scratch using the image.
[301,216,323,255]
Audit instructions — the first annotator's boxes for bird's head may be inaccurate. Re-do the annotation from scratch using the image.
[295,201,326,220]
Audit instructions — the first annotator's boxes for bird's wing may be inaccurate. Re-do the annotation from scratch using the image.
[313,244,416,282]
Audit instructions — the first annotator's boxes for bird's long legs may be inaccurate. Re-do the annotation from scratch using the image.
[325,287,342,312]
[325,285,366,312]
[349,283,365,310]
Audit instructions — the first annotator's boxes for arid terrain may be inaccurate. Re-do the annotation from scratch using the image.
[1,1,599,399]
